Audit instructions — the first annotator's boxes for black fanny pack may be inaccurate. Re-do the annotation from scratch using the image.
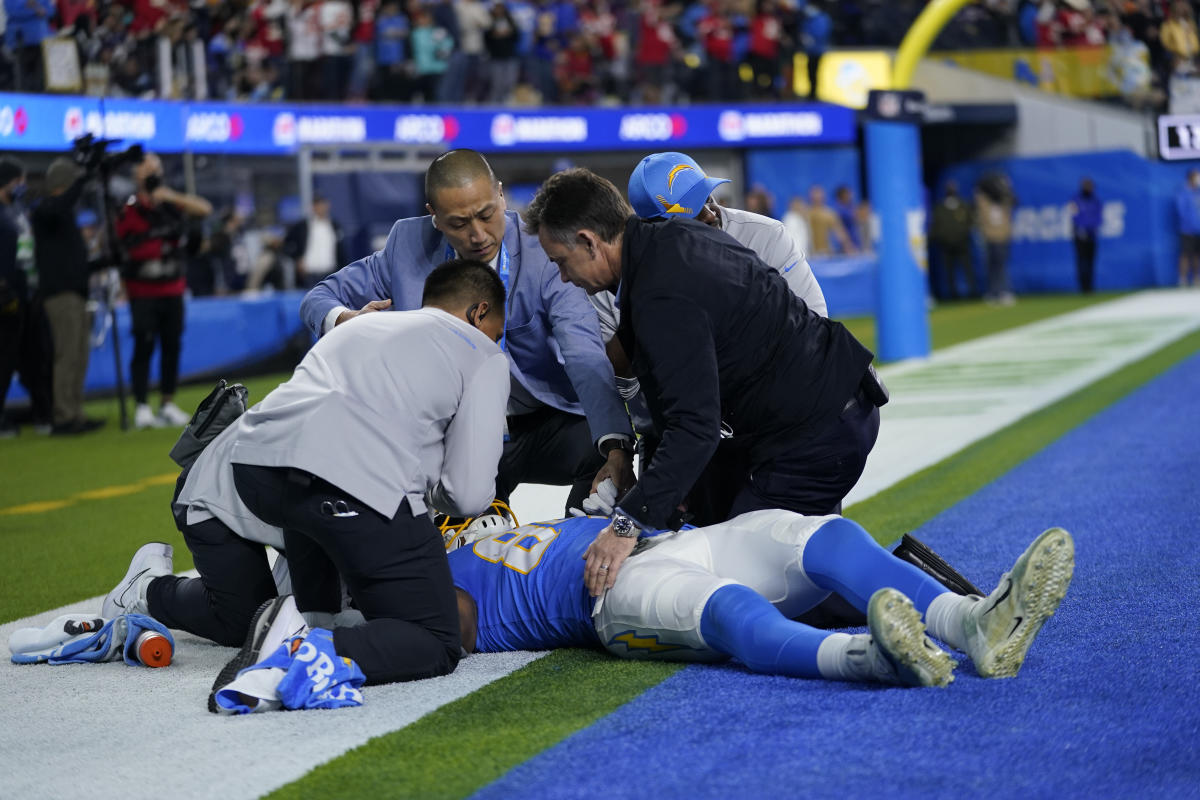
[168,379,250,469]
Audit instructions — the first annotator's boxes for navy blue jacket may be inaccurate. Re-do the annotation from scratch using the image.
[615,216,873,530]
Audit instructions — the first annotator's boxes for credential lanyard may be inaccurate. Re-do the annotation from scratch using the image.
[446,242,509,352]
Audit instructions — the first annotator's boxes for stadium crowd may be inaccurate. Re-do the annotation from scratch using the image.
[0,0,1190,107]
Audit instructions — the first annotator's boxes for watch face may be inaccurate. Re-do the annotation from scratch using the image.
[613,516,634,536]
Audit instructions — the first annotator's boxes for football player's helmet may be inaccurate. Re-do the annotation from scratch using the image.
[437,500,518,551]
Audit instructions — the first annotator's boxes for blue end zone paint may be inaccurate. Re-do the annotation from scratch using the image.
[471,353,1200,799]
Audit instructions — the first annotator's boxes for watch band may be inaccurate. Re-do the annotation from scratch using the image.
[611,513,639,538]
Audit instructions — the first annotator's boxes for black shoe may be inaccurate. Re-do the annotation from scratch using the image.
[51,418,107,436]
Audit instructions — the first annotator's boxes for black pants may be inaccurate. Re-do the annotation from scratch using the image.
[729,390,880,518]
[130,295,184,404]
[806,51,822,98]
[149,466,278,648]
[0,296,53,424]
[232,464,462,685]
[939,243,977,299]
[684,387,881,527]
[497,406,605,515]
[1074,233,1096,294]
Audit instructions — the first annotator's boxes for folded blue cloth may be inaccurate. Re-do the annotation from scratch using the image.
[9,614,174,666]
[213,628,365,714]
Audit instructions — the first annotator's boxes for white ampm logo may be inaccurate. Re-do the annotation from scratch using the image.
[618,114,680,142]
[394,115,446,144]
[185,112,240,143]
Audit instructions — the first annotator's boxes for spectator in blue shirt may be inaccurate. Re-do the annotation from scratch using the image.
[800,0,832,99]
[374,0,410,100]
[411,6,454,101]
[1069,177,1102,294]
[1175,169,1200,287]
[4,0,56,90]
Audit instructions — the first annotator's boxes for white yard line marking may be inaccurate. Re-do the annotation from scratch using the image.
[847,290,1200,506]
[0,582,546,800]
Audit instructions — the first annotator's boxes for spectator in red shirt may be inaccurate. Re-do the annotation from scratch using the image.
[348,0,379,99]
[698,0,740,100]
[748,0,782,98]
[555,31,596,102]
[58,0,98,32]
[114,153,212,430]
[633,0,676,103]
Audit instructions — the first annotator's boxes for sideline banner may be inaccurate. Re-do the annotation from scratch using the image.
[0,93,856,155]
[936,46,1123,98]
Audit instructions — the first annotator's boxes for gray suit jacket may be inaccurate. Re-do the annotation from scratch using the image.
[299,210,632,445]
[177,308,510,547]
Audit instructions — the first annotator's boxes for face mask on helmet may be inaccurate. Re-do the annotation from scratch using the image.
[438,500,518,551]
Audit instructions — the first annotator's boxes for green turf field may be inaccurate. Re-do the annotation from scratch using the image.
[0,291,1135,623]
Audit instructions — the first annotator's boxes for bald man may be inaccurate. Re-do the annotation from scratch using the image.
[300,150,634,514]
[115,153,212,430]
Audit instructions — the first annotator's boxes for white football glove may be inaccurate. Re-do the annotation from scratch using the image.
[570,477,619,518]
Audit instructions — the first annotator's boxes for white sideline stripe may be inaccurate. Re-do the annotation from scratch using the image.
[846,289,1200,506]
[0,577,547,800]
[3,289,1198,800]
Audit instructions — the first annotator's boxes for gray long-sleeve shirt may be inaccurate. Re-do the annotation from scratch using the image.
[177,307,510,548]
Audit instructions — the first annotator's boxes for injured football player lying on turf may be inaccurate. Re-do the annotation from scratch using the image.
[207,508,1074,711]
[448,509,1075,687]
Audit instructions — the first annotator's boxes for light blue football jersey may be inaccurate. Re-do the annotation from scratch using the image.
[448,516,610,653]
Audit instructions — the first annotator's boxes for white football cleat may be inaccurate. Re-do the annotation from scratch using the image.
[102,542,173,619]
[849,587,956,688]
[963,527,1075,678]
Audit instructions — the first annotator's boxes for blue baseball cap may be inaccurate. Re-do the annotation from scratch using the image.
[627,152,730,219]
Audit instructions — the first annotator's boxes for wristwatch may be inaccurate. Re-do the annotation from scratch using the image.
[611,512,640,538]
[599,437,634,457]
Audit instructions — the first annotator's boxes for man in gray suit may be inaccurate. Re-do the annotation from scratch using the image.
[299,150,635,513]
[104,260,510,688]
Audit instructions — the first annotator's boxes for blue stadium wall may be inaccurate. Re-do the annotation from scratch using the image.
[939,149,1188,293]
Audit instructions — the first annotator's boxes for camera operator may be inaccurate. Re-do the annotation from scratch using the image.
[115,152,212,430]
[32,158,108,436]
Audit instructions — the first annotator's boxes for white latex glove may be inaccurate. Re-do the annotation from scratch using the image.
[573,477,618,517]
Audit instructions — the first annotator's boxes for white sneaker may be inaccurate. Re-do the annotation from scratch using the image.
[209,595,309,713]
[158,401,191,426]
[134,403,165,430]
[102,542,174,619]
[963,527,1075,678]
[847,588,956,687]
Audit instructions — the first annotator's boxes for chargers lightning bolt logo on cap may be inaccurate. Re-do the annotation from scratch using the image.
[666,164,694,192]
